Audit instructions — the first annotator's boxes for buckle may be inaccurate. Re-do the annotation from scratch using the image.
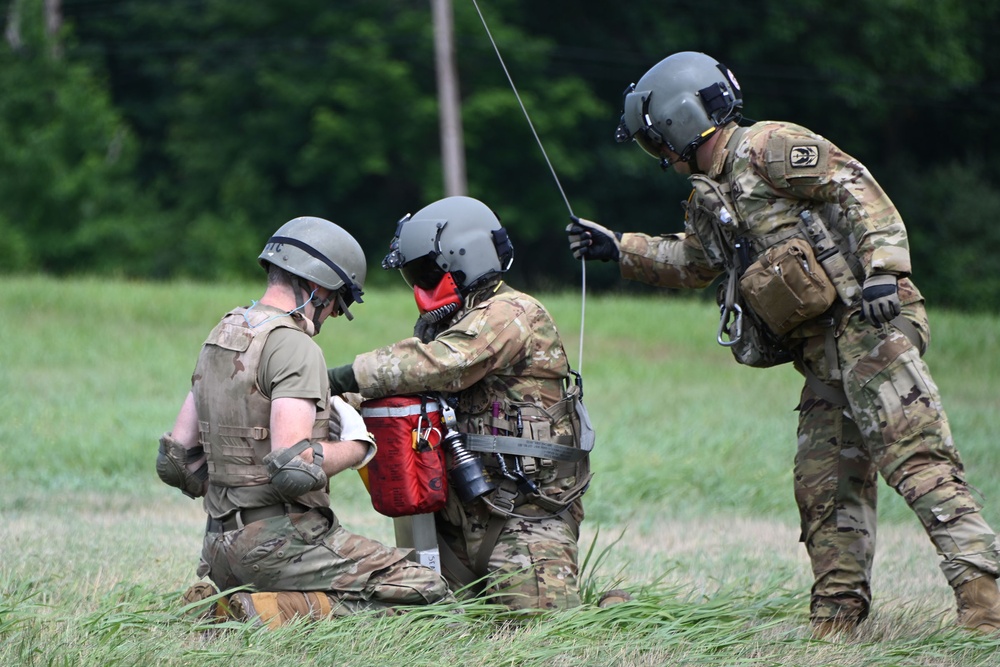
[489,484,518,517]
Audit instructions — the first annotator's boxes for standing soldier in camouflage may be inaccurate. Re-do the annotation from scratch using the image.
[567,51,1000,636]
[158,216,451,628]
[328,196,595,611]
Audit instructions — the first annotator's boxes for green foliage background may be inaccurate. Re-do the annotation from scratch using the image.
[1,0,999,308]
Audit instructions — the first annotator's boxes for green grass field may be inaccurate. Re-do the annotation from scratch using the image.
[3,275,1000,666]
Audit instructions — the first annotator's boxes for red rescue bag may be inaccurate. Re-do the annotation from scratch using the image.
[359,395,448,517]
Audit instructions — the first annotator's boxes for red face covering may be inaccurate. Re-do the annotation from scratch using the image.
[413,272,461,315]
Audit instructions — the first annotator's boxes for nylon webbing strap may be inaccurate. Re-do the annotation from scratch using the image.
[474,514,507,577]
[360,402,440,418]
[803,315,923,407]
[462,433,585,463]
[802,364,849,407]
[891,315,921,351]
[437,537,486,591]
[217,425,269,440]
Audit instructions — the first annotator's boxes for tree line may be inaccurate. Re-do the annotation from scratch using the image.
[3,0,999,309]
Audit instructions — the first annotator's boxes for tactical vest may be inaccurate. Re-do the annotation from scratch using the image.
[687,126,866,334]
[687,124,864,288]
[450,289,592,517]
[193,305,330,507]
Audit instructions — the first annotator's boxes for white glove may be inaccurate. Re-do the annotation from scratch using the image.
[329,395,376,469]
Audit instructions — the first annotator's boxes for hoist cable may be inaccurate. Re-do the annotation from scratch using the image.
[469,0,588,373]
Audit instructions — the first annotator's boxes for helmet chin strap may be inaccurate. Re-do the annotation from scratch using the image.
[663,124,719,172]
[659,155,681,171]
[292,279,330,335]
[688,150,704,174]
[334,291,354,321]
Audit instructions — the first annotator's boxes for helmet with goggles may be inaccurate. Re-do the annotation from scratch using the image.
[258,216,366,320]
[382,196,513,293]
[615,51,743,168]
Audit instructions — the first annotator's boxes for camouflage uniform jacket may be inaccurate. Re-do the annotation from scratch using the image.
[353,282,572,438]
[618,121,923,337]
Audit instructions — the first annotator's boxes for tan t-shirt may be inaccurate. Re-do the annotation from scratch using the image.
[258,327,329,412]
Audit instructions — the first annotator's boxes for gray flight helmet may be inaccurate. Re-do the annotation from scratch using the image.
[615,51,743,165]
[382,196,513,291]
[258,216,366,311]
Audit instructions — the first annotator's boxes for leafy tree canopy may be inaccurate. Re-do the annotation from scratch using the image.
[2,0,998,308]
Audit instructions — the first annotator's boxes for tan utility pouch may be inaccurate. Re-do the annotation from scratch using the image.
[739,237,836,336]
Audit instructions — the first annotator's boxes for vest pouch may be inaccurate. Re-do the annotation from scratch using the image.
[728,311,795,367]
[685,174,738,271]
[716,281,794,369]
[360,395,448,517]
[738,237,836,336]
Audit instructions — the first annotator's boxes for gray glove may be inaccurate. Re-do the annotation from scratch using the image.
[263,439,327,497]
[861,273,901,325]
[566,216,621,262]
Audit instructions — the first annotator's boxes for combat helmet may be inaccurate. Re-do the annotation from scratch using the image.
[615,51,743,167]
[258,216,366,320]
[382,196,513,293]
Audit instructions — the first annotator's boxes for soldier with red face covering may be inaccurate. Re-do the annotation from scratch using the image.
[328,196,597,611]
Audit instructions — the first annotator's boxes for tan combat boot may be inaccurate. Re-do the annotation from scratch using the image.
[810,595,866,639]
[229,591,336,629]
[597,589,635,608]
[180,581,232,622]
[955,575,1000,633]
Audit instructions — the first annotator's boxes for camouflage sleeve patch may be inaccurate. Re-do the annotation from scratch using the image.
[763,133,831,188]
[745,122,911,278]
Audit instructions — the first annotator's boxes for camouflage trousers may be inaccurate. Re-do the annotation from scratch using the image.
[200,506,451,611]
[436,488,583,611]
[794,304,1000,622]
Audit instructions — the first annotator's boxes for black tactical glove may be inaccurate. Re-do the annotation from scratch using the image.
[566,216,622,262]
[327,363,359,395]
[861,273,901,325]
[413,316,443,344]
